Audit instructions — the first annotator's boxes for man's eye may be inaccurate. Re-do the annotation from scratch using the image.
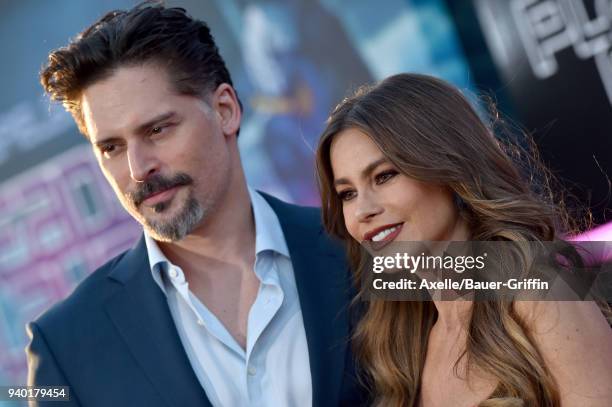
[100,144,117,156]
[375,170,398,185]
[338,190,356,202]
[151,124,171,136]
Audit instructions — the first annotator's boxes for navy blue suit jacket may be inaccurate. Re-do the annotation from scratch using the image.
[26,194,367,406]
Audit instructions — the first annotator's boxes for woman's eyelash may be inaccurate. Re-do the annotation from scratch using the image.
[375,170,398,184]
[336,170,397,201]
[338,190,356,201]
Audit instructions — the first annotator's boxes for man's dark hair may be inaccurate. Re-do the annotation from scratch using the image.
[40,1,240,137]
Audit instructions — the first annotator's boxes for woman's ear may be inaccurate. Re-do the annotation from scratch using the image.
[211,83,241,138]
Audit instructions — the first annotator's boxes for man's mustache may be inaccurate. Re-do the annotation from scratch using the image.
[127,173,193,207]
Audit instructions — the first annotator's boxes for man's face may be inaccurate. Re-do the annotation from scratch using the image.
[81,64,234,242]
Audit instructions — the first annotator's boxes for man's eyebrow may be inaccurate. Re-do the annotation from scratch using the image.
[133,111,177,134]
[92,111,178,147]
[333,157,388,187]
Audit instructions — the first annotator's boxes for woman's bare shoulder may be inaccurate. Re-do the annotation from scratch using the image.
[515,300,612,406]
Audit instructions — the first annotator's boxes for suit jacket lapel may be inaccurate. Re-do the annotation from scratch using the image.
[105,236,212,407]
[264,194,352,407]
[103,195,352,407]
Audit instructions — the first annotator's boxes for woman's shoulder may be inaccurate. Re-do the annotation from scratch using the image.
[514,300,612,405]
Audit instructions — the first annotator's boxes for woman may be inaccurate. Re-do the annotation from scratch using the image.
[315,73,612,406]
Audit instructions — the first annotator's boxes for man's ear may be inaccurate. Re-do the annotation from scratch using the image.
[211,83,241,138]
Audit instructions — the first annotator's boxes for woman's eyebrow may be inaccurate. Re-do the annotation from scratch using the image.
[334,157,387,187]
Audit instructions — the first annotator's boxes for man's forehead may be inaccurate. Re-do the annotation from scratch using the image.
[80,65,176,141]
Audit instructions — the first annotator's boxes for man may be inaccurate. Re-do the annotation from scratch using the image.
[28,3,364,406]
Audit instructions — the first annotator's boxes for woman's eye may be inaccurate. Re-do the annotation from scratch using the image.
[151,126,164,135]
[338,190,357,202]
[375,170,398,184]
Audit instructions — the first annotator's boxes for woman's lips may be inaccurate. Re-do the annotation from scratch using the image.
[142,185,180,207]
[368,223,404,251]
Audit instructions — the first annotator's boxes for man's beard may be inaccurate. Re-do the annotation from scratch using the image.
[124,172,206,242]
[145,194,205,242]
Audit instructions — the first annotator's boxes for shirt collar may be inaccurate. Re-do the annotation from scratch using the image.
[248,186,290,258]
[144,187,290,285]
[144,229,169,292]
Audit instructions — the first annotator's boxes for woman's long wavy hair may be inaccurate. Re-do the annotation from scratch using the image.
[316,73,589,406]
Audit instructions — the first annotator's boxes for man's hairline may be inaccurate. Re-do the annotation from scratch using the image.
[76,60,218,141]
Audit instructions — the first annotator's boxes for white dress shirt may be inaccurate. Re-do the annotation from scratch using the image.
[144,187,312,407]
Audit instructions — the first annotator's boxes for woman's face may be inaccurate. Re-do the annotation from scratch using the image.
[330,128,467,248]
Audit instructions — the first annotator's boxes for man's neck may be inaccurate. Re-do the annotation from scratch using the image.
[156,181,259,350]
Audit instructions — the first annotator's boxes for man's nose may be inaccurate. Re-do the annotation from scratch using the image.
[127,145,159,182]
[354,191,383,222]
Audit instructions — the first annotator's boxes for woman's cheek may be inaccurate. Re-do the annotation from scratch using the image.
[343,209,358,241]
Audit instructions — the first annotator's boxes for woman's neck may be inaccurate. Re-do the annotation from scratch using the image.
[432,299,473,333]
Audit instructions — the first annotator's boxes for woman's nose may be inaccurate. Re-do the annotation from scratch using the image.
[354,191,383,222]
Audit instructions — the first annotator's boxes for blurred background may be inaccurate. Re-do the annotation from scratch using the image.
[1,0,611,398]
